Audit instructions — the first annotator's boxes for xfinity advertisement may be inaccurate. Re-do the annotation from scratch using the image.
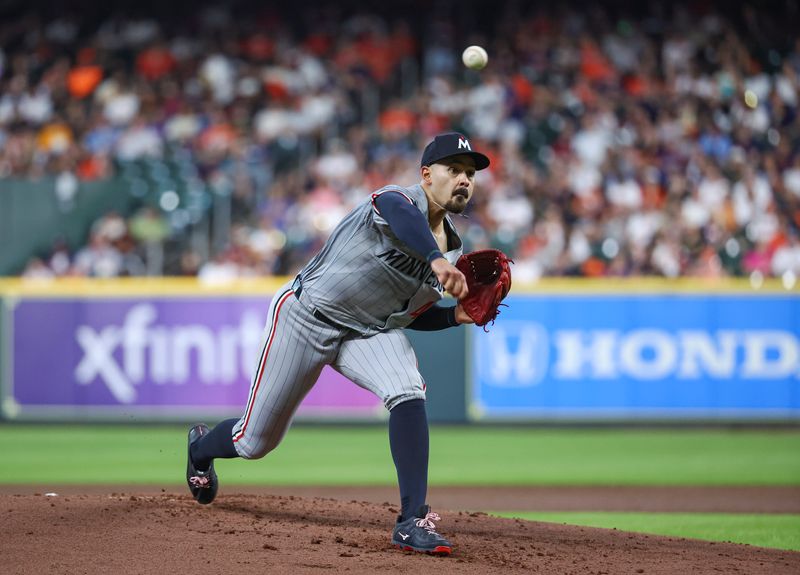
[7,297,383,419]
[471,295,800,420]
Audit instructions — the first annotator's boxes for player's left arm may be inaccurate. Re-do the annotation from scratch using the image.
[406,303,475,331]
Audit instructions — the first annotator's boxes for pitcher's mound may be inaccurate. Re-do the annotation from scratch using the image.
[2,492,798,574]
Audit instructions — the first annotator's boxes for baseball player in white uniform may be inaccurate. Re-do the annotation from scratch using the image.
[186,132,490,556]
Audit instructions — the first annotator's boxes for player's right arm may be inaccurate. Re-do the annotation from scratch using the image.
[429,257,468,299]
[373,192,468,299]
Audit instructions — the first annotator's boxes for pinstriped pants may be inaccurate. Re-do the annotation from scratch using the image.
[232,280,426,459]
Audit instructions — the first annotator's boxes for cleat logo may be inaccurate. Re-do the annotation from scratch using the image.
[398,533,410,540]
[189,476,210,488]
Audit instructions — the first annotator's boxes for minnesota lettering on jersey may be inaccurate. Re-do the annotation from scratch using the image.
[378,248,443,291]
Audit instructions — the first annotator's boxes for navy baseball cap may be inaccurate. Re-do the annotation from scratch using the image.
[420,132,490,171]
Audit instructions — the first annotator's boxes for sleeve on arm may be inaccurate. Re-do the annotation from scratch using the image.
[406,304,459,331]
[373,191,443,263]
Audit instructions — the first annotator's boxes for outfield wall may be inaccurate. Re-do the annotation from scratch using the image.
[0,278,797,423]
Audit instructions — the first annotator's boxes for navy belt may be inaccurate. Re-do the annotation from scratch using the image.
[292,277,345,329]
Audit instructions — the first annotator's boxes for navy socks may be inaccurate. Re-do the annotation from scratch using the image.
[389,399,429,521]
[190,418,240,471]
[193,404,429,521]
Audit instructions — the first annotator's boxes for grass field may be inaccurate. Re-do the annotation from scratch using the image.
[1,425,798,485]
[494,512,800,552]
[1,424,798,550]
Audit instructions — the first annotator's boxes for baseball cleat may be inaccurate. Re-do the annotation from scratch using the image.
[186,423,218,505]
[391,505,452,556]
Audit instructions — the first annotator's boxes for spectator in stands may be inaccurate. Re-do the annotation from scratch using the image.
[1,1,798,282]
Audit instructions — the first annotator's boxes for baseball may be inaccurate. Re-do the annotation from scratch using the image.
[462,45,488,70]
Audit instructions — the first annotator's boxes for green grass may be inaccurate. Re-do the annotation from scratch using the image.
[0,425,798,486]
[494,511,800,552]
[2,425,798,552]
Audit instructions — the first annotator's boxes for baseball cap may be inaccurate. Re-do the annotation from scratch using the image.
[420,132,490,171]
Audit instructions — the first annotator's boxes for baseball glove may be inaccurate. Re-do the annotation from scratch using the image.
[455,249,513,330]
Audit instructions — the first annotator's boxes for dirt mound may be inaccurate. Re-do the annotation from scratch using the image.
[3,492,798,574]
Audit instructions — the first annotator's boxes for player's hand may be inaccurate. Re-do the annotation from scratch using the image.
[454,303,475,324]
[430,257,469,299]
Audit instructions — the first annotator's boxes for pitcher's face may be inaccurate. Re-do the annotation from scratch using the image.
[423,155,476,213]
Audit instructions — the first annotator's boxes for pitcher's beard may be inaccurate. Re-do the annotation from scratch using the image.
[429,188,470,217]
[445,201,465,213]
[445,195,468,213]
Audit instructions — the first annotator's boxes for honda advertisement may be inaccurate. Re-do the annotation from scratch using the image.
[471,294,800,420]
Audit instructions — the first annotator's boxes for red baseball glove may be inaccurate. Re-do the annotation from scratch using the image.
[455,249,513,330]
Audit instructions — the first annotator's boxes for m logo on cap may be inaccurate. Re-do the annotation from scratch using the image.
[420,132,490,170]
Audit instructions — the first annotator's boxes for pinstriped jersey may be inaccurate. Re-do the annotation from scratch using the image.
[297,183,463,336]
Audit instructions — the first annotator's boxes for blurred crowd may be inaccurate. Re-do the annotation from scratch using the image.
[3,1,800,282]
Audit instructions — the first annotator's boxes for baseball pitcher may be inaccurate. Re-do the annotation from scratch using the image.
[186,132,511,556]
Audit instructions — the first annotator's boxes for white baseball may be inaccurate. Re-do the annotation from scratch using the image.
[462,45,488,70]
